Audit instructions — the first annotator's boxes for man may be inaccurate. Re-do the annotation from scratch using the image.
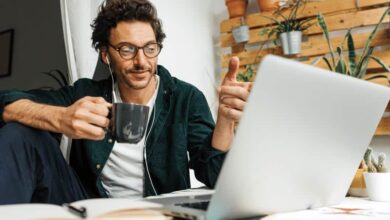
[0,0,250,204]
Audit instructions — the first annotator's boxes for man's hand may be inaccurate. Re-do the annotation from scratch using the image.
[60,96,112,140]
[218,56,252,123]
[212,56,252,151]
[3,96,112,141]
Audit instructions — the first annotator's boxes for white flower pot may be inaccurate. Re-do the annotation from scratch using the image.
[363,172,390,202]
[232,25,250,43]
[279,31,302,55]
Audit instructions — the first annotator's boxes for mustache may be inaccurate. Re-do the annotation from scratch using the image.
[126,66,151,73]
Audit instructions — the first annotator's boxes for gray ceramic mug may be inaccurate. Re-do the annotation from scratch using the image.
[110,103,149,143]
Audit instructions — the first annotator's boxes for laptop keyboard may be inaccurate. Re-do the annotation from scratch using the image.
[175,201,210,211]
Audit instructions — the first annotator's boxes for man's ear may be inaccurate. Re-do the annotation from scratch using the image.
[100,47,109,65]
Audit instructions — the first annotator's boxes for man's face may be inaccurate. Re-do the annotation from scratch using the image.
[104,21,158,91]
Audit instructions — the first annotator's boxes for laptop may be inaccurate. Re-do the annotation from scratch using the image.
[149,55,390,220]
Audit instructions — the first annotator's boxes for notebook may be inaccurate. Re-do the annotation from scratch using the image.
[151,55,390,220]
[0,198,165,220]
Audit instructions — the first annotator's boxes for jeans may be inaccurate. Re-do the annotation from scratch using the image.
[0,123,88,204]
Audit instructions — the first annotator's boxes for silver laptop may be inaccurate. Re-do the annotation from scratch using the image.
[151,55,390,220]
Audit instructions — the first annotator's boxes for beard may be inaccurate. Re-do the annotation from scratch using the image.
[120,64,155,90]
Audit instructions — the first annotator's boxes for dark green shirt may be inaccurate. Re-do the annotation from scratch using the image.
[0,65,226,197]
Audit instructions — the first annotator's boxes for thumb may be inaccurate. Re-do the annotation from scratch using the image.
[223,56,240,84]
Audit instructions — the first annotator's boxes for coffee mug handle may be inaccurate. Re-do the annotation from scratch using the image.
[106,106,114,136]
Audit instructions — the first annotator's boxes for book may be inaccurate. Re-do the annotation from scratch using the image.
[0,198,169,220]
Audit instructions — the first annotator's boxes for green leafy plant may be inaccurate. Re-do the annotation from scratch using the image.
[40,69,70,90]
[237,64,255,82]
[316,7,390,79]
[259,0,316,38]
[257,0,317,55]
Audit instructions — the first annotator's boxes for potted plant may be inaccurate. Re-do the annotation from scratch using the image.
[232,17,250,44]
[349,147,389,198]
[348,160,368,197]
[39,69,70,90]
[257,0,280,12]
[259,0,316,55]
[225,0,248,18]
[362,148,390,202]
[316,8,390,80]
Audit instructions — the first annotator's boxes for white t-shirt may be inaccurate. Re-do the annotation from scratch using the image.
[101,75,159,198]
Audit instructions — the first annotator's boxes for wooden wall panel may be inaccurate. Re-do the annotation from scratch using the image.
[375,118,390,135]
[220,0,390,33]
[219,0,390,135]
[221,29,390,68]
[220,7,390,48]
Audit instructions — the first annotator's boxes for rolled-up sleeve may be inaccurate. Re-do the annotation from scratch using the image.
[187,90,227,188]
[0,84,77,127]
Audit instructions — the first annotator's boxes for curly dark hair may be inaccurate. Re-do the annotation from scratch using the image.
[91,0,166,50]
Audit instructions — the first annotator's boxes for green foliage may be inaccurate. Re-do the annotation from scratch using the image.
[237,65,254,82]
[317,8,390,79]
[364,147,388,173]
[40,69,70,90]
[258,0,316,37]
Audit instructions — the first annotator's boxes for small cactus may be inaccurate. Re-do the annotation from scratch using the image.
[371,154,378,171]
[363,147,388,173]
[377,153,387,173]
[364,147,377,172]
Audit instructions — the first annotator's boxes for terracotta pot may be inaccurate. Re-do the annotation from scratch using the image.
[225,0,248,18]
[348,168,368,197]
[257,0,279,12]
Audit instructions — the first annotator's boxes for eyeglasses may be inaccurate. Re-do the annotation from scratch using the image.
[108,42,162,60]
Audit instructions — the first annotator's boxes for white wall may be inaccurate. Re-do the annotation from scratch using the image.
[0,0,67,90]
[150,0,231,187]
[150,0,222,118]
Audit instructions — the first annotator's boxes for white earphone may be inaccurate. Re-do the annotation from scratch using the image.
[106,54,117,103]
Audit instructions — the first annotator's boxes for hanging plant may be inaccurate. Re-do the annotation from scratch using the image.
[258,0,316,55]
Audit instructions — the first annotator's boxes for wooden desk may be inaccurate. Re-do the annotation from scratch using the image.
[263,197,390,220]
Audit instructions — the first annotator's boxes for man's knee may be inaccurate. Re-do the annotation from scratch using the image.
[0,122,59,153]
[0,123,69,204]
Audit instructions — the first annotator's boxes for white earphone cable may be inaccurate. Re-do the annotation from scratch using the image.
[106,56,117,103]
[143,106,157,196]
[106,55,158,196]
[143,66,159,196]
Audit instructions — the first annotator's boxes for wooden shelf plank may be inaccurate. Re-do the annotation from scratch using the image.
[375,117,390,135]
[221,50,390,78]
[220,7,390,48]
[221,29,390,68]
[222,67,390,82]
[304,50,390,72]
[363,73,390,87]
[220,0,390,33]
[221,48,282,68]
[300,29,390,57]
